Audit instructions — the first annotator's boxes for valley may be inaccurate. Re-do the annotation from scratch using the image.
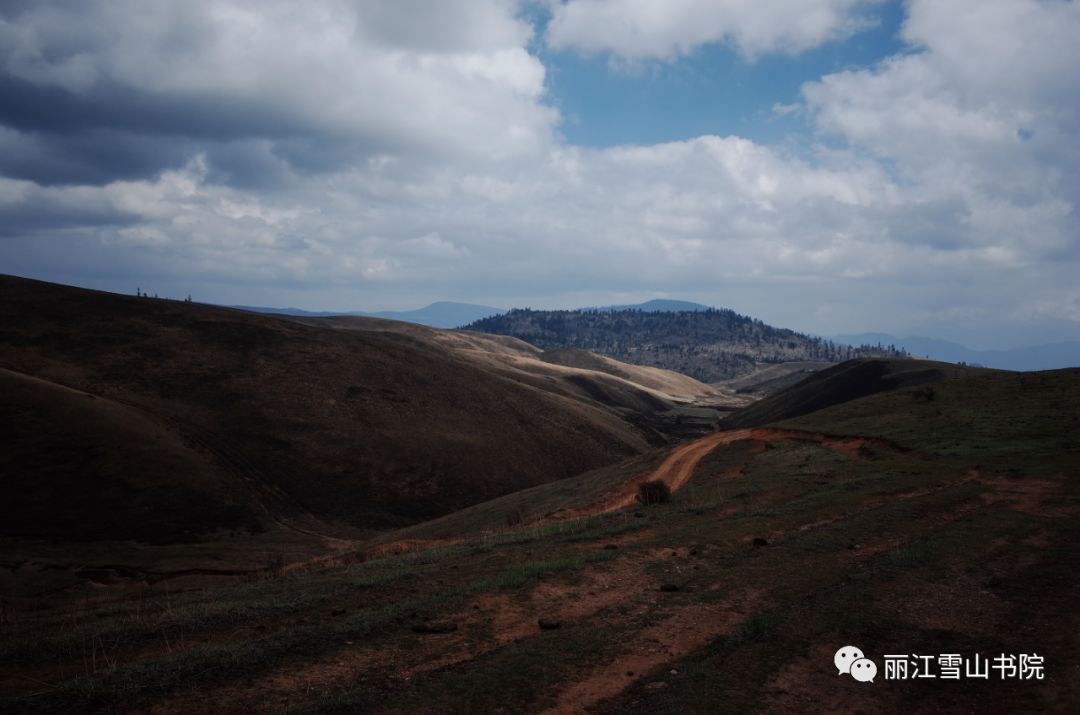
[1,277,1078,714]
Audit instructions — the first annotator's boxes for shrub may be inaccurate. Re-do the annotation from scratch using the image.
[636,480,671,506]
[911,385,936,403]
[504,506,526,527]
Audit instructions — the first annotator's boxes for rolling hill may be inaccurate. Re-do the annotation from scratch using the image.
[720,358,997,429]
[0,275,733,546]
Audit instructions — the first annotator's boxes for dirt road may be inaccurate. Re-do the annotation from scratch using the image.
[546,427,902,522]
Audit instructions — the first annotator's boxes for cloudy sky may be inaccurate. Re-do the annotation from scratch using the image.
[2,0,1078,348]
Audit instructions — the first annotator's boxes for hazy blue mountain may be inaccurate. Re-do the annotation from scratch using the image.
[229,305,344,317]
[588,299,712,313]
[229,301,504,328]
[833,333,1080,371]
[364,302,504,328]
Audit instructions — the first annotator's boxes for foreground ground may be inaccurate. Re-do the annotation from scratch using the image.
[1,369,1078,713]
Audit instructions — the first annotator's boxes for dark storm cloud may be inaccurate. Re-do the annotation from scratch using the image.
[0,73,333,186]
[0,74,295,137]
[0,194,138,237]
[0,125,194,186]
[0,0,552,190]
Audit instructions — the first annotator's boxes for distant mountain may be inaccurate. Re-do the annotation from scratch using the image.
[363,302,505,329]
[589,299,711,313]
[465,307,906,383]
[230,301,504,328]
[230,305,343,317]
[834,333,1080,371]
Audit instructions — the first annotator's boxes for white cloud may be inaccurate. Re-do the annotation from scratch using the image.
[545,0,881,60]
[1,0,1079,346]
[0,0,556,169]
[800,0,1080,261]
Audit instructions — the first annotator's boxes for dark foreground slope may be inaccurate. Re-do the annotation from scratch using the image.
[0,368,258,543]
[721,358,995,429]
[0,275,712,542]
[4,365,1076,713]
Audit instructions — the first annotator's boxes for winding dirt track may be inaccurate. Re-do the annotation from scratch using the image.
[546,427,896,523]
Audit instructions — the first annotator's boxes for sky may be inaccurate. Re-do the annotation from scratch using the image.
[1,0,1079,349]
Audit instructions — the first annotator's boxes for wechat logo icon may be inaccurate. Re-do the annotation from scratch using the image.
[835,645,877,683]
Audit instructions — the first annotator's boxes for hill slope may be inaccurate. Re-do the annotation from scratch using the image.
[0,367,259,543]
[720,358,996,429]
[465,307,907,383]
[0,275,724,542]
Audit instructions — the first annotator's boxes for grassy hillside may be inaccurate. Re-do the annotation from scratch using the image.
[720,358,995,429]
[465,307,907,382]
[4,367,1076,713]
[0,368,259,543]
[781,366,1080,469]
[0,275,727,541]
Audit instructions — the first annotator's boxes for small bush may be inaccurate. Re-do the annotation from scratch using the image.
[911,385,936,403]
[504,506,526,527]
[636,480,671,506]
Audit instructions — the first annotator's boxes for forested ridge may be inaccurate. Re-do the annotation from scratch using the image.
[464,307,907,382]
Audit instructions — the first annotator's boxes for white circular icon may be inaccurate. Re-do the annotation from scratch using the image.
[850,657,878,683]
[834,645,864,675]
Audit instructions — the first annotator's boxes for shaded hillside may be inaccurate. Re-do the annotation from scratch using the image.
[465,307,907,382]
[0,368,259,543]
[0,275,701,539]
[720,358,996,429]
[715,360,833,396]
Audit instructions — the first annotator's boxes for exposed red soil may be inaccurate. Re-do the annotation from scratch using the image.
[977,473,1079,518]
[537,588,768,715]
[147,540,676,714]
